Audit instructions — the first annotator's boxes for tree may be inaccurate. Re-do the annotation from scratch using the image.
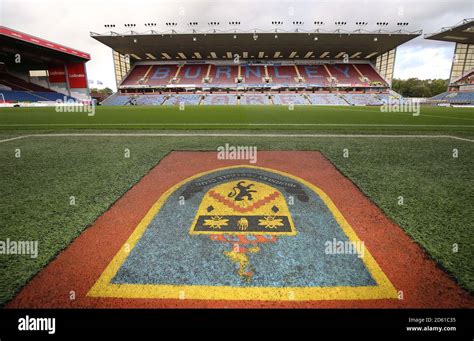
[392,78,449,97]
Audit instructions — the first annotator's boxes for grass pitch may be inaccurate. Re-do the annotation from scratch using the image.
[0,104,473,305]
[0,105,473,132]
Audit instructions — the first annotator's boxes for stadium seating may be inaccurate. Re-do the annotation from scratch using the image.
[102,94,132,106]
[0,90,44,102]
[208,65,239,85]
[267,66,300,85]
[241,65,266,84]
[100,92,399,106]
[0,72,54,92]
[119,63,390,88]
[135,94,167,105]
[355,64,387,85]
[377,93,390,104]
[108,62,397,106]
[178,65,206,84]
[327,64,365,86]
[202,94,238,105]
[272,93,308,105]
[239,94,270,105]
[0,90,76,102]
[451,70,474,85]
[163,94,202,105]
[299,65,331,86]
[0,72,79,103]
[431,91,474,104]
[0,84,12,91]
[121,65,152,86]
[306,93,348,105]
[342,93,384,105]
[147,65,180,85]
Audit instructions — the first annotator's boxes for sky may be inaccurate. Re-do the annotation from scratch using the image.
[1,0,473,90]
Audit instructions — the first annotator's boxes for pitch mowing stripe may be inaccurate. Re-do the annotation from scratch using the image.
[1,133,473,143]
[334,107,474,122]
[1,123,474,127]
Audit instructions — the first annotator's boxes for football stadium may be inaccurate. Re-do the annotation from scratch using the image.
[0,0,473,334]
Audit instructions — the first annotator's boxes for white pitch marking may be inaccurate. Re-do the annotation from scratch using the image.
[0,135,32,144]
[1,133,472,143]
[0,123,474,127]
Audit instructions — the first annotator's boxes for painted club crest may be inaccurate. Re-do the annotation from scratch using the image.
[190,180,296,280]
[88,164,397,301]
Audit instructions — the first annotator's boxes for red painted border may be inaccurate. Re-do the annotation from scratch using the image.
[7,151,474,308]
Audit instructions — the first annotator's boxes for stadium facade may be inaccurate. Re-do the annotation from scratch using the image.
[91,26,420,106]
[426,18,474,104]
[0,26,90,105]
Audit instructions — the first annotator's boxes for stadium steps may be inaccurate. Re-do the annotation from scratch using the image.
[322,65,336,84]
[302,93,311,104]
[371,66,390,86]
[352,64,369,83]
[202,65,212,84]
[141,66,154,84]
[173,65,183,83]
[161,95,171,105]
[101,93,131,106]
[339,93,351,105]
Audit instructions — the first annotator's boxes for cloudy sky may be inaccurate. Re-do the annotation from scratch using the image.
[1,0,472,90]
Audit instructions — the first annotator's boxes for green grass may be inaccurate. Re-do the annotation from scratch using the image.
[0,104,473,306]
[0,133,473,305]
[0,105,473,132]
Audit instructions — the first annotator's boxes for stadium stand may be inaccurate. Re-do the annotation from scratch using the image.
[0,72,54,93]
[120,65,151,86]
[202,94,238,105]
[207,65,239,85]
[118,62,387,88]
[91,27,422,106]
[241,65,266,85]
[134,94,167,105]
[327,64,366,86]
[267,66,300,85]
[299,65,331,86]
[342,93,384,105]
[99,90,403,106]
[163,94,202,105]
[272,93,308,105]
[239,94,270,105]
[306,93,348,105]
[147,65,180,86]
[178,65,206,84]
[100,91,401,106]
[431,91,474,104]
[0,27,90,104]
[101,93,132,106]
[355,64,388,85]
[0,89,77,103]
[97,49,398,108]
